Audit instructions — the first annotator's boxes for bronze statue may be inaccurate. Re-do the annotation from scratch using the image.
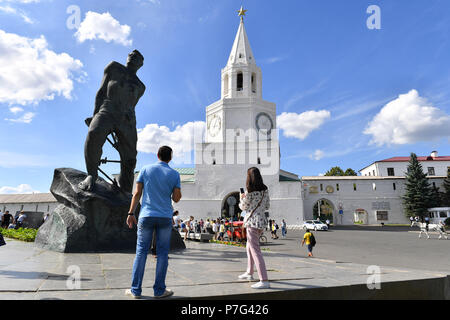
[79,50,146,193]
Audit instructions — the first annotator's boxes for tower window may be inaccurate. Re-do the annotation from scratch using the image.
[393,183,396,191]
[237,72,243,91]
[251,73,256,93]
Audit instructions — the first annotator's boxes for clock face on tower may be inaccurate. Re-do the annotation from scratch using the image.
[255,112,273,135]
[208,114,222,137]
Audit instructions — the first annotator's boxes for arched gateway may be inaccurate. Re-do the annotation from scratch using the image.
[221,192,242,219]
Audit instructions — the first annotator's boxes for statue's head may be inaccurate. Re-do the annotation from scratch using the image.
[127,49,144,71]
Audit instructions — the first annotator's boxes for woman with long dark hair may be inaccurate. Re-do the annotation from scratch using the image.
[238,167,270,289]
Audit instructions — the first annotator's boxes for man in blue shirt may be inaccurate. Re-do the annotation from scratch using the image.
[125,146,181,299]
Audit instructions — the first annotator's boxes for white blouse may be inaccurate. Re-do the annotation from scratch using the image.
[239,190,270,230]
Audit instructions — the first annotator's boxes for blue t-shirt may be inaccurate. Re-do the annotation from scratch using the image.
[137,161,181,219]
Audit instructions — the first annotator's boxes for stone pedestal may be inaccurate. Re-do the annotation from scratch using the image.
[35,168,185,253]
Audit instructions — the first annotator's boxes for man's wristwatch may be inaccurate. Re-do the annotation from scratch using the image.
[127,212,134,216]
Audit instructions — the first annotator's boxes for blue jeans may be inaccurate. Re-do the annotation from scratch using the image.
[131,217,172,296]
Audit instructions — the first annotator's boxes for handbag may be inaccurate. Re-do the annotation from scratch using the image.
[243,190,266,226]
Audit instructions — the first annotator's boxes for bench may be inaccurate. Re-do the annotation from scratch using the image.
[179,231,214,242]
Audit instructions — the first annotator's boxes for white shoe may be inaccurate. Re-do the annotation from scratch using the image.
[154,289,174,299]
[125,289,141,299]
[238,272,254,280]
[251,281,270,289]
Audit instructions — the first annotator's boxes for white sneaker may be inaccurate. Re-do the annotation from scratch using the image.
[251,281,270,289]
[154,289,174,299]
[238,272,254,280]
[125,289,141,299]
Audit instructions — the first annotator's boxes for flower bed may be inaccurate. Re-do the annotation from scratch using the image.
[210,239,246,247]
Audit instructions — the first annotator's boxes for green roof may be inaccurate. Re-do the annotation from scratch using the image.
[279,174,301,182]
[174,168,195,175]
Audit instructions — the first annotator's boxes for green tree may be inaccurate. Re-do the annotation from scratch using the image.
[344,168,357,176]
[402,153,433,220]
[325,166,345,176]
[429,185,442,208]
[324,166,357,176]
[442,170,450,206]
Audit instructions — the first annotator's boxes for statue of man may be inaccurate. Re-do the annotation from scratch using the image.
[79,50,146,193]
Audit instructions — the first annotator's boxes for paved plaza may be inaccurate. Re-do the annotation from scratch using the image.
[0,227,449,300]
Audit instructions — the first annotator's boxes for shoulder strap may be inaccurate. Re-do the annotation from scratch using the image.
[245,190,266,221]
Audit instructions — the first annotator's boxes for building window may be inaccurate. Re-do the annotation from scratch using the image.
[376,211,389,221]
[353,183,357,191]
[47,205,50,212]
[373,170,375,176]
[427,167,435,176]
[393,183,396,191]
[320,184,323,191]
[237,72,243,91]
[432,182,436,188]
[372,183,376,191]
[387,168,395,176]
[257,157,261,165]
[336,184,340,191]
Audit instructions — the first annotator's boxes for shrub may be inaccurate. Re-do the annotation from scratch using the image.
[0,228,37,242]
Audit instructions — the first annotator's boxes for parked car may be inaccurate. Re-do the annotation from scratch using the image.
[302,220,328,231]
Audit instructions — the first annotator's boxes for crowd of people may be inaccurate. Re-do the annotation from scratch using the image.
[0,210,27,229]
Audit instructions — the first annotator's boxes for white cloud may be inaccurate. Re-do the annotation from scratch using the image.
[277,110,331,140]
[309,149,324,161]
[9,106,23,114]
[137,121,206,161]
[75,11,132,46]
[364,89,450,146]
[0,184,39,194]
[5,111,35,123]
[0,30,84,106]
[0,5,33,23]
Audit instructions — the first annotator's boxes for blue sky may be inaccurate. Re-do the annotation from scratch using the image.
[0,0,450,193]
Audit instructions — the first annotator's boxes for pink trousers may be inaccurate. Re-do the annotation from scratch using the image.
[246,227,268,281]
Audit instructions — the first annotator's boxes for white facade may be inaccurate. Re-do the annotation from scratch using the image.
[302,176,446,225]
[360,151,450,177]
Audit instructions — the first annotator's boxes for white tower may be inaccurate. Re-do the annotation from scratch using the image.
[174,8,303,226]
[205,7,277,146]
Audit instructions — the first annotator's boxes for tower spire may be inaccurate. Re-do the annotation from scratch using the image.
[237,6,247,22]
[228,7,255,66]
